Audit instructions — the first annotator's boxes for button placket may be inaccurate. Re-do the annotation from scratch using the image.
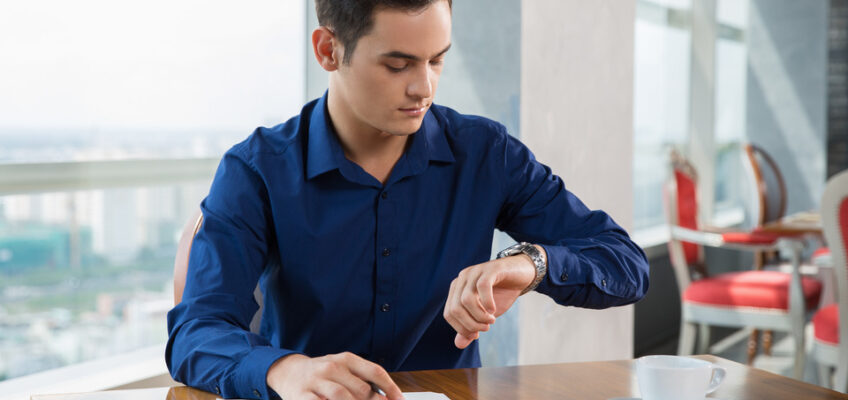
[372,185,397,368]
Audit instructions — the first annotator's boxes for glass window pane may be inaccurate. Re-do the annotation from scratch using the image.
[0,0,305,382]
[717,0,749,28]
[714,0,750,215]
[633,16,692,229]
[642,0,691,10]
[0,184,207,379]
[0,0,305,163]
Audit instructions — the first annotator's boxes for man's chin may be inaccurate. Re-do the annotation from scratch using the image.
[385,122,424,136]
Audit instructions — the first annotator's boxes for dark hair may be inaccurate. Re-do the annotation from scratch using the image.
[316,0,452,64]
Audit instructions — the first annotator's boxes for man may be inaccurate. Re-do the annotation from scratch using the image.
[166,0,649,399]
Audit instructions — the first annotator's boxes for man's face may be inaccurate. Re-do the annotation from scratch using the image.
[333,0,451,136]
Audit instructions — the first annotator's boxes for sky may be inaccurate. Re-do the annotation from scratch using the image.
[0,0,306,137]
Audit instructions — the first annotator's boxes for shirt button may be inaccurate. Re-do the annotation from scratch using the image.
[561,272,568,281]
[381,191,388,199]
[602,279,607,287]
[378,357,386,364]
[382,248,391,257]
[215,386,220,394]
[253,389,261,397]
[381,303,391,312]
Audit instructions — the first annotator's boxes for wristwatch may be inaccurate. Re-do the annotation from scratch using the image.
[497,242,547,295]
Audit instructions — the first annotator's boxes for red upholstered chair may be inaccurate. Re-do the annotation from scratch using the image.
[811,169,848,391]
[174,210,204,305]
[813,247,832,268]
[665,150,822,379]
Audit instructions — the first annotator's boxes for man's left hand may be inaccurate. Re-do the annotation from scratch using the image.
[443,246,545,349]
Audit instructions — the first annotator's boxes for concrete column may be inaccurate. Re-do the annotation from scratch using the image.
[745,0,828,211]
[519,0,637,363]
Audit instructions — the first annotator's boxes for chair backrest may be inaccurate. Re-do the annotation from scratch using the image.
[744,144,787,225]
[821,169,848,353]
[174,210,204,305]
[665,149,707,288]
[173,210,263,333]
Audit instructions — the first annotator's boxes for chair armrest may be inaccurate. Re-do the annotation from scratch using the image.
[669,226,781,251]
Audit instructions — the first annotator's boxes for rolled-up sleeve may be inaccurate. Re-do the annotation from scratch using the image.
[166,147,294,400]
[495,130,649,308]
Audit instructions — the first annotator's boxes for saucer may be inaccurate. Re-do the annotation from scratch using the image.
[607,398,728,400]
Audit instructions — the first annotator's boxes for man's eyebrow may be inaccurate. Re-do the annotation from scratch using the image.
[380,43,452,61]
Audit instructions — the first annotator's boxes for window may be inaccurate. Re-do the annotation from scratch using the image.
[0,0,305,382]
[713,0,751,219]
[633,0,753,236]
[633,0,828,238]
[633,0,692,231]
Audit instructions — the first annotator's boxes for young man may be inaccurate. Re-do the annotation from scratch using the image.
[166,1,649,399]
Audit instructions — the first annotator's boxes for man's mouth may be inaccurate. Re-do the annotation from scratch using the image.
[399,105,428,116]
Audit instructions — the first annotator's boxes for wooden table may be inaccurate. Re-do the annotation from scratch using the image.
[31,355,847,400]
[760,211,822,236]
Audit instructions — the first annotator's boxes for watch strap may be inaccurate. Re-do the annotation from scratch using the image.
[497,242,547,295]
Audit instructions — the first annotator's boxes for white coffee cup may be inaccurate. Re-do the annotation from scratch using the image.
[636,355,726,400]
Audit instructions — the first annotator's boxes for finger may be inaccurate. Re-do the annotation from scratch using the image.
[455,278,493,329]
[443,278,473,336]
[344,354,404,400]
[301,392,322,400]
[459,271,495,324]
[454,332,479,349]
[313,381,356,400]
[476,272,497,315]
[447,279,489,336]
[332,367,374,400]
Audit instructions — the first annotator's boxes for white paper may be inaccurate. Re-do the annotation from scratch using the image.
[402,392,451,400]
[218,393,450,400]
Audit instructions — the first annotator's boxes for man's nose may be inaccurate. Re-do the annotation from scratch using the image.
[407,65,433,99]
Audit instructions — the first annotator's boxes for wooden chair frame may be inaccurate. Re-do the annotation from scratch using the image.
[172,210,262,333]
[810,169,848,391]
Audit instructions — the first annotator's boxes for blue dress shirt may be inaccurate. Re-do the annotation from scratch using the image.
[166,93,649,399]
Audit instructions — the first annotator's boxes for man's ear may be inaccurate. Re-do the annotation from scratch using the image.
[312,27,341,72]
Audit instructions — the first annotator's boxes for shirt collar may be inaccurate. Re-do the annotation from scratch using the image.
[306,92,455,181]
[306,93,343,180]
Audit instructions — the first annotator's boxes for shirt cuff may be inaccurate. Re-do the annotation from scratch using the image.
[234,346,299,400]
[536,244,585,291]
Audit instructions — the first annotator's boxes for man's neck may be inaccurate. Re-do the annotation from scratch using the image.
[327,91,410,185]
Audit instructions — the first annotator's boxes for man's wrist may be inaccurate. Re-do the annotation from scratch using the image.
[266,353,307,390]
[496,242,547,295]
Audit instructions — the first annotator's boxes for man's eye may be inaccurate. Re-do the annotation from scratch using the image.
[430,59,444,66]
[386,64,407,72]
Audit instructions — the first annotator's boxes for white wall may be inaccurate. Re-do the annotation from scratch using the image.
[519,0,637,363]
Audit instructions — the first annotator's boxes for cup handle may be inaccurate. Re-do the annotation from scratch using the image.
[706,365,727,394]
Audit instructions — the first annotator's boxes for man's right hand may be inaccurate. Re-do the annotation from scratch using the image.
[266,352,404,400]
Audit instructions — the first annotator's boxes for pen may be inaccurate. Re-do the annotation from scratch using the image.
[369,381,387,397]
